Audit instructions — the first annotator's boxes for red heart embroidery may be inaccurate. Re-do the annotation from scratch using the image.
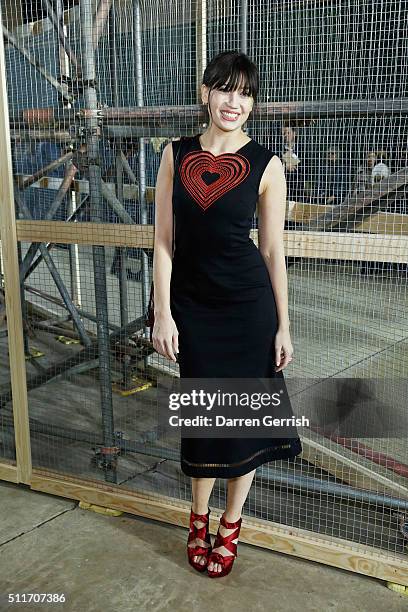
[180,151,250,211]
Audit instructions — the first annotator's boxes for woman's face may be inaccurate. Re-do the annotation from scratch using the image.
[201,76,254,133]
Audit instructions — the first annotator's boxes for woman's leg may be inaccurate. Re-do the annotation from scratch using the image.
[208,469,256,573]
[190,476,216,566]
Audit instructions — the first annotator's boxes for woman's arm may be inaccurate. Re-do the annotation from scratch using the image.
[153,141,174,316]
[257,155,290,331]
[257,155,293,371]
[152,140,179,361]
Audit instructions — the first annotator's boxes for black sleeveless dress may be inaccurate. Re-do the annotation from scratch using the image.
[170,134,302,478]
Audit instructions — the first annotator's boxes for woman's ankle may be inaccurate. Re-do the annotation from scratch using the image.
[191,503,209,515]
[223,509,242,523]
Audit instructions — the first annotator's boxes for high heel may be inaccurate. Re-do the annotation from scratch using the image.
[207,513,242,578]
[187,506,212,572]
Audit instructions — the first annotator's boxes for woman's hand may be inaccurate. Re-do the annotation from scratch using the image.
[152,313,179,362]
[274,328,294,372]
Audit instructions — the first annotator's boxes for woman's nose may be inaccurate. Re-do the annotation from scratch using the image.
[226,91,240,106]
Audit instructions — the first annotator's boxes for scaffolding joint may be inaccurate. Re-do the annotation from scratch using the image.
[91,445,121,471]
[76,108,104,119]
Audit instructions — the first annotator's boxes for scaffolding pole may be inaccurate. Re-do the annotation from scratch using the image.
[80,0,117,483]
[133,0,151,361]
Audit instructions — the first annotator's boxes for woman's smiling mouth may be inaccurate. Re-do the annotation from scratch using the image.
[220,110,240,121]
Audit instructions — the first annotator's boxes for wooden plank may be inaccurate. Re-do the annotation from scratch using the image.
[29,468,408,585]
[287,201,334,221]
[288,202,408,235]
[354,212,408,236]
[16,220,155,248]
[252,229,408,262]
[14,221,408,262]
[14,181,408,235]
[0,8,32,485]
[301,435,408,500]
[0,460,19,483]
[304,166,408,231]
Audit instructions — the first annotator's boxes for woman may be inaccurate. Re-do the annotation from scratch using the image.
[152,51,302,578]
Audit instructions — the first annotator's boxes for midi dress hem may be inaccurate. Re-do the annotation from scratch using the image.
[180,438,302,478]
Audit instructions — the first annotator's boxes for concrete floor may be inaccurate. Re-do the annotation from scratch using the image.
[0,481,407,612]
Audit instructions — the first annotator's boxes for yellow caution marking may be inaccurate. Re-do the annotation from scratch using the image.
[386,582,408,596]
[78,500,123,516]
[56,335,81,345]
[25,347,44,359]
[112,376,153,397]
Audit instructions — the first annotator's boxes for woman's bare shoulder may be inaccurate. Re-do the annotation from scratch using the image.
[162,137,181,154]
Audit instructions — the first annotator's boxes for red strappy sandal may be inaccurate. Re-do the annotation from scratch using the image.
[207,513,242,578]
[187,506,212,572]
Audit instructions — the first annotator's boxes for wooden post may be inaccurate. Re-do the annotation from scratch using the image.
[0,8,32,483]
[196,1,207,106]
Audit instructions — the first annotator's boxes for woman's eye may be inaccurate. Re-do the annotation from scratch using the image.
[217,87,250,97]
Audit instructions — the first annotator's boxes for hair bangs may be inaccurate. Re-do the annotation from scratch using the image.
[203,51,259,102]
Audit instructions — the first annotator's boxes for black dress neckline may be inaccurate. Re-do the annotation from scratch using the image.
[195,133,254,157]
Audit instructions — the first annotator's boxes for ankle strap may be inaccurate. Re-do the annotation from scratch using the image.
[190,507,210,521]
[213,515,242,558]
[220,513,242,529]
